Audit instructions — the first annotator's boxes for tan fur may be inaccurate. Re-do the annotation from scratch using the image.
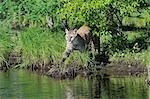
[77,25,91,42]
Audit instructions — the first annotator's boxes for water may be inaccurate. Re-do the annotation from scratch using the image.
[0,70,149,99]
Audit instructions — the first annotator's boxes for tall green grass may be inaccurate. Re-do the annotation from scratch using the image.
[0,23,14,67]
[0,23,149,69]
[19,27,89,67]
[19,27,65,66]
[110,50,150,68]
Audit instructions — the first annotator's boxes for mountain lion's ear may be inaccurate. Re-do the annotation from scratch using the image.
[65,29,69,34]
[74,29,78,36]
[74,29,77,33]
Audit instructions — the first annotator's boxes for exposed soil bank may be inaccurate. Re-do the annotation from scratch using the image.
[25,60,147,79]
[0,51,147,79]
[0,61,147,79]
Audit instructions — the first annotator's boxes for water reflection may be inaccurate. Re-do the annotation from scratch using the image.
[0,70,149,99]
[88,76,102,98]
[63,76,148,99]
[87,76,148,99]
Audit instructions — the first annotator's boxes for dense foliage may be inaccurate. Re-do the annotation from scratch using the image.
[1,0,149,51]
[1,0,149,28]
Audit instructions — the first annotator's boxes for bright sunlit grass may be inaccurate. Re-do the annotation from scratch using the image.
[18,27,90,67]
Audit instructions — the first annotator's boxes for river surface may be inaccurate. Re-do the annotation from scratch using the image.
[0,70,149,99]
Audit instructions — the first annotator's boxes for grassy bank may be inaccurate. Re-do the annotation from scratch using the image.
[19,27,65,66]
[0,27,149,68]
[0,22,149,79]
[110,51,149,67]
[0,23,149,68]
[109,30,150,67]
[19,27,89,67]
[0,23,90,69]
[0,23,14,68]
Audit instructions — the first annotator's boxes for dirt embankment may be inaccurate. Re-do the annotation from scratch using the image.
[0,51,147,79]
[42,60,146,79]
